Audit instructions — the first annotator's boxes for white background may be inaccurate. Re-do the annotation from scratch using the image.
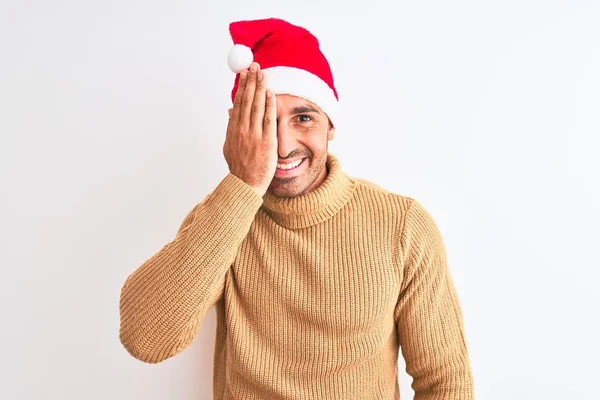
[1,1,598,399]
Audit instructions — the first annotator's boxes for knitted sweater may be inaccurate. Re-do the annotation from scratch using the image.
[119,152,475,400]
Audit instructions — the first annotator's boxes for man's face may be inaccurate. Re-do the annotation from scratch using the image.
[267,94,336,198]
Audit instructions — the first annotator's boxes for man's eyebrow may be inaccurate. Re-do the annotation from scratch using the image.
[291,105,321,114]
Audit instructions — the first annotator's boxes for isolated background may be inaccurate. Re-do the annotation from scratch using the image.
[1,1,598,399]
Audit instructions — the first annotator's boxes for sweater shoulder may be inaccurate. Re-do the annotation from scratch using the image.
[352,179,446,250]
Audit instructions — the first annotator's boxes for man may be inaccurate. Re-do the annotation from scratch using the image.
[119,17,475,400]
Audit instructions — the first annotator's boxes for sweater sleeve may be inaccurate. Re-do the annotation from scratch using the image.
[119,173,264,364]
[394,198,475,400]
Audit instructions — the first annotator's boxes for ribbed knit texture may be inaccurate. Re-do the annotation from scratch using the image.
[119,152,475,400]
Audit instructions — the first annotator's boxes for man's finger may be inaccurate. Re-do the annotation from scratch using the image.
[250,67,267,133]
[263,89,277,139]
[240,62,259,132]
[230,70,248,127]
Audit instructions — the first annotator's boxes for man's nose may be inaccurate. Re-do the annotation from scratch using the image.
[277,124,296,159]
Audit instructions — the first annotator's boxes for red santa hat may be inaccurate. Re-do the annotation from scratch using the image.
[227,17,340,127]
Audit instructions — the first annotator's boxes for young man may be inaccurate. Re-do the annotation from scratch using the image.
[119,17,475,400]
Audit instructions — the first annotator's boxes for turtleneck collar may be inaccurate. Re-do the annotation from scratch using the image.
[260,152,357,229]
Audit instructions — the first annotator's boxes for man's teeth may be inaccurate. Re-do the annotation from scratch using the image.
[277,158,303,170]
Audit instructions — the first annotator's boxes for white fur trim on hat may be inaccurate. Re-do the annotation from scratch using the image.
[262,66,339,127]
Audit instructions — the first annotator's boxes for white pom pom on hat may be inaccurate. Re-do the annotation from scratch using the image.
[227,44,253,73]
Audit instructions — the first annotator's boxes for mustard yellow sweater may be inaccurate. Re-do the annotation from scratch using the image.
[119,152,475,399]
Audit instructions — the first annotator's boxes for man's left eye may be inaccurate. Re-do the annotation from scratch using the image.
[297,115,312,122]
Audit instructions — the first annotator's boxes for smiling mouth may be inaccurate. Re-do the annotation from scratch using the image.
[277,158,305,170]
[273,157,308,180]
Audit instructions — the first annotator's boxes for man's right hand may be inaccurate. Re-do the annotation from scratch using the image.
[223,62,278,198]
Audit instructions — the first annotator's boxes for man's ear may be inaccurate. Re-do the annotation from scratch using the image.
[327,119,335,140]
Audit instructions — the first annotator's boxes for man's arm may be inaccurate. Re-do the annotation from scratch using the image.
[394,198,475,400]
[118,173,263,364]
[119,60,276,365]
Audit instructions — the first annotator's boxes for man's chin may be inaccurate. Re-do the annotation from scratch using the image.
[266,188,300,199]
[267,178,305,198]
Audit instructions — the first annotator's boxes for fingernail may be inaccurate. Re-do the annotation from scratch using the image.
[250,64,257,72]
